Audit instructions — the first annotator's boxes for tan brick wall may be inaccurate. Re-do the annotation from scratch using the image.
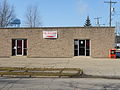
[73,27,115,58]
[0,27,115,58]
[28,28,73,57]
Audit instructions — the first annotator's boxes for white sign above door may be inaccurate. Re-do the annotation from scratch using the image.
[43,31,57,38]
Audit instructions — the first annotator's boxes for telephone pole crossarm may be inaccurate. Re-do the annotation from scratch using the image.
[104,0,117,27]
[94,17,102,26]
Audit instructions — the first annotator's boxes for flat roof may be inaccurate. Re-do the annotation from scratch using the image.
[0,26,115,29]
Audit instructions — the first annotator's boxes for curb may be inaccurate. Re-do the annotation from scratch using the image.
[0,67,83,78]
[1,74,120,79]
[80,74,120,79]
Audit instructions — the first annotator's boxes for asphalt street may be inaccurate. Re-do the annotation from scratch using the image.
[0,77,120,90]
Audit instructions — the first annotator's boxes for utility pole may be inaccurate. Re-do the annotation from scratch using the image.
[94,17,101,27]
[104,0,117,27]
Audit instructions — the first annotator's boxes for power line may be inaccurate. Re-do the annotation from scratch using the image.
[104,0,117,27]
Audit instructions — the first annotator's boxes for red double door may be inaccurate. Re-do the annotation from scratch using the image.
[74,40,90,56]
[12,39,27,56]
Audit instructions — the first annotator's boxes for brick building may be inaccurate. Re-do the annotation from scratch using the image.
[0,27,115,58]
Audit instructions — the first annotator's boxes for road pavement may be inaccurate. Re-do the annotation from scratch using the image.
[0,77,120,90]
[0,57,120,77]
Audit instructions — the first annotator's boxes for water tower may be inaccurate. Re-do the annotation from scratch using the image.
[10,18,21,27]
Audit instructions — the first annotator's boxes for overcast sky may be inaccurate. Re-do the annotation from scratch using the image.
[7,0,120,27]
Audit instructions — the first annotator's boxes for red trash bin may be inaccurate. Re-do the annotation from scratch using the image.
[109,49,116,59]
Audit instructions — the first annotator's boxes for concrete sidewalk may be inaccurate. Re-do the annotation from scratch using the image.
[0,57,120,77]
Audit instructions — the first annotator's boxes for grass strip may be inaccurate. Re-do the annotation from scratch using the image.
[0,67,83,77]
[0,72,80,76]
[0,67,81,71]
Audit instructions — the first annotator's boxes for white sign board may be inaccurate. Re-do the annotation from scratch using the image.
[43,31,57,38]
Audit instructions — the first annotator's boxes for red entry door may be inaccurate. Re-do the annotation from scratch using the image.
[17,40,22,55]
[12,39,27,56]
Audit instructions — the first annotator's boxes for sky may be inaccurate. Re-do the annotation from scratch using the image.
[6,0,120,27]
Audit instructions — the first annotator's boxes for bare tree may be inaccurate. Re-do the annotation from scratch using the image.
[0,0,15,28]
[25,6,42,27]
